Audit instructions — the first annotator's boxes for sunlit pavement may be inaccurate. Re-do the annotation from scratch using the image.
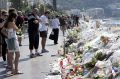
[0,28,64,79]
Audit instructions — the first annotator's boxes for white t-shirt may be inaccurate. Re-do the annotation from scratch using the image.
[51,18,60,29]
[39,15,49,31]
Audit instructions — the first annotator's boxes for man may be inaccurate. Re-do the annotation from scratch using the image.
[0,10,8,64]
[51,15,60,44]
[0,10,2,57]
[39,11,50,53]
[28,8,41,58]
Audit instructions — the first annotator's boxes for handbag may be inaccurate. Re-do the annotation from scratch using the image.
[49,31,54,40]
[1,27,8,38]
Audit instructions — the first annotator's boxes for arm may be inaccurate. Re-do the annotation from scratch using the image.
[0,19,4,28]
[28,15,38,24]
[45,18,49,26]
[57,19,60,26]
[0,23,4,28]
[33,15,39,24]
[40,16,49,26]
[9,22,19,31]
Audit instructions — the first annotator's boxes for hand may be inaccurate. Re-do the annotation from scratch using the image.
[18,29,21,31]
[34,20,39,24]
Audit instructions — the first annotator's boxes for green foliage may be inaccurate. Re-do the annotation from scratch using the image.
[95,52,106,61]
[85,58,97,70]
[94,76,101,79]
[9,0,28,11]
[88,46,93,50]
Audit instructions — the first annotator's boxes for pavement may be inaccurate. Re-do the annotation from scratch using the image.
[0,28,64,79]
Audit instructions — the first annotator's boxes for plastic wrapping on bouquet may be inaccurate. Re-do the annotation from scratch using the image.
[76,78,82,79]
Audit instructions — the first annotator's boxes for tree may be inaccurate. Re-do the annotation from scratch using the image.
[9,0,21,10]
[9,0,28,11]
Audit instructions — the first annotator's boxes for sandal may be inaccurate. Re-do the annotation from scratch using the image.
[11,70,23,75]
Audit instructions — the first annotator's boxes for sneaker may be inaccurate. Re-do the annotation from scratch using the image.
[54,42,58,45]
[41,49,49,53]
[19,44,22,46]
[35,53,43,56]
[30,53,35,58]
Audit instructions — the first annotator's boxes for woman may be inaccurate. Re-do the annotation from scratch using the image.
[59,16,66,36]
[2,12,20,74]
[16,11,24,46]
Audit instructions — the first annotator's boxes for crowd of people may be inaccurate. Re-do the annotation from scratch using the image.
[0,8,80,75]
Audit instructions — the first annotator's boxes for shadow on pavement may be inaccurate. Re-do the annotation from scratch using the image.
[19,57,30,63]
[0,70,6,79]
[20,44,29,46]
[0,70,22,79]
[0,62,6,69]
[46,44,54,46]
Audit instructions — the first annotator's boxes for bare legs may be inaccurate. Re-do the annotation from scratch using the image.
[14,52,20,73]
[8,51,20,74]
[18,37,22,46]
[41,37,46,50]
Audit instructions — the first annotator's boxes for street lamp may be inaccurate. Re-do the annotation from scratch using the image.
[43,0,46,12]
[53,0,57,11]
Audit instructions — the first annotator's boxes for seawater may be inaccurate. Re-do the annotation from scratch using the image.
[104,19,120,25]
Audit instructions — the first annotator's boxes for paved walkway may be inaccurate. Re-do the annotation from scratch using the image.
[0,28,64,79]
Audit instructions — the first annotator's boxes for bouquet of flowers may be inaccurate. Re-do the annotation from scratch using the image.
[16,29,23,37]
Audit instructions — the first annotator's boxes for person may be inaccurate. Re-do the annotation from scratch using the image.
[51,15,60,45]
[4,8,17,70]
[8,8,17,15]
[23,14,28,33]
[16,11,24,28]
[0,10,2,57]
[0,10,8,64]
[28,8,41,58]
[3,12,20,74]
[39,11,50,53]
[59,16,66,36]
[16,11,24,46]
[75,15,79,26]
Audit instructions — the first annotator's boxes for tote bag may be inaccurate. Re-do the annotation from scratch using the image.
[49,31,54,40]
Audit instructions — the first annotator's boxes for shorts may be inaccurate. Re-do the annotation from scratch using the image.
[6,38,20,52]
[40,31,47,38]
